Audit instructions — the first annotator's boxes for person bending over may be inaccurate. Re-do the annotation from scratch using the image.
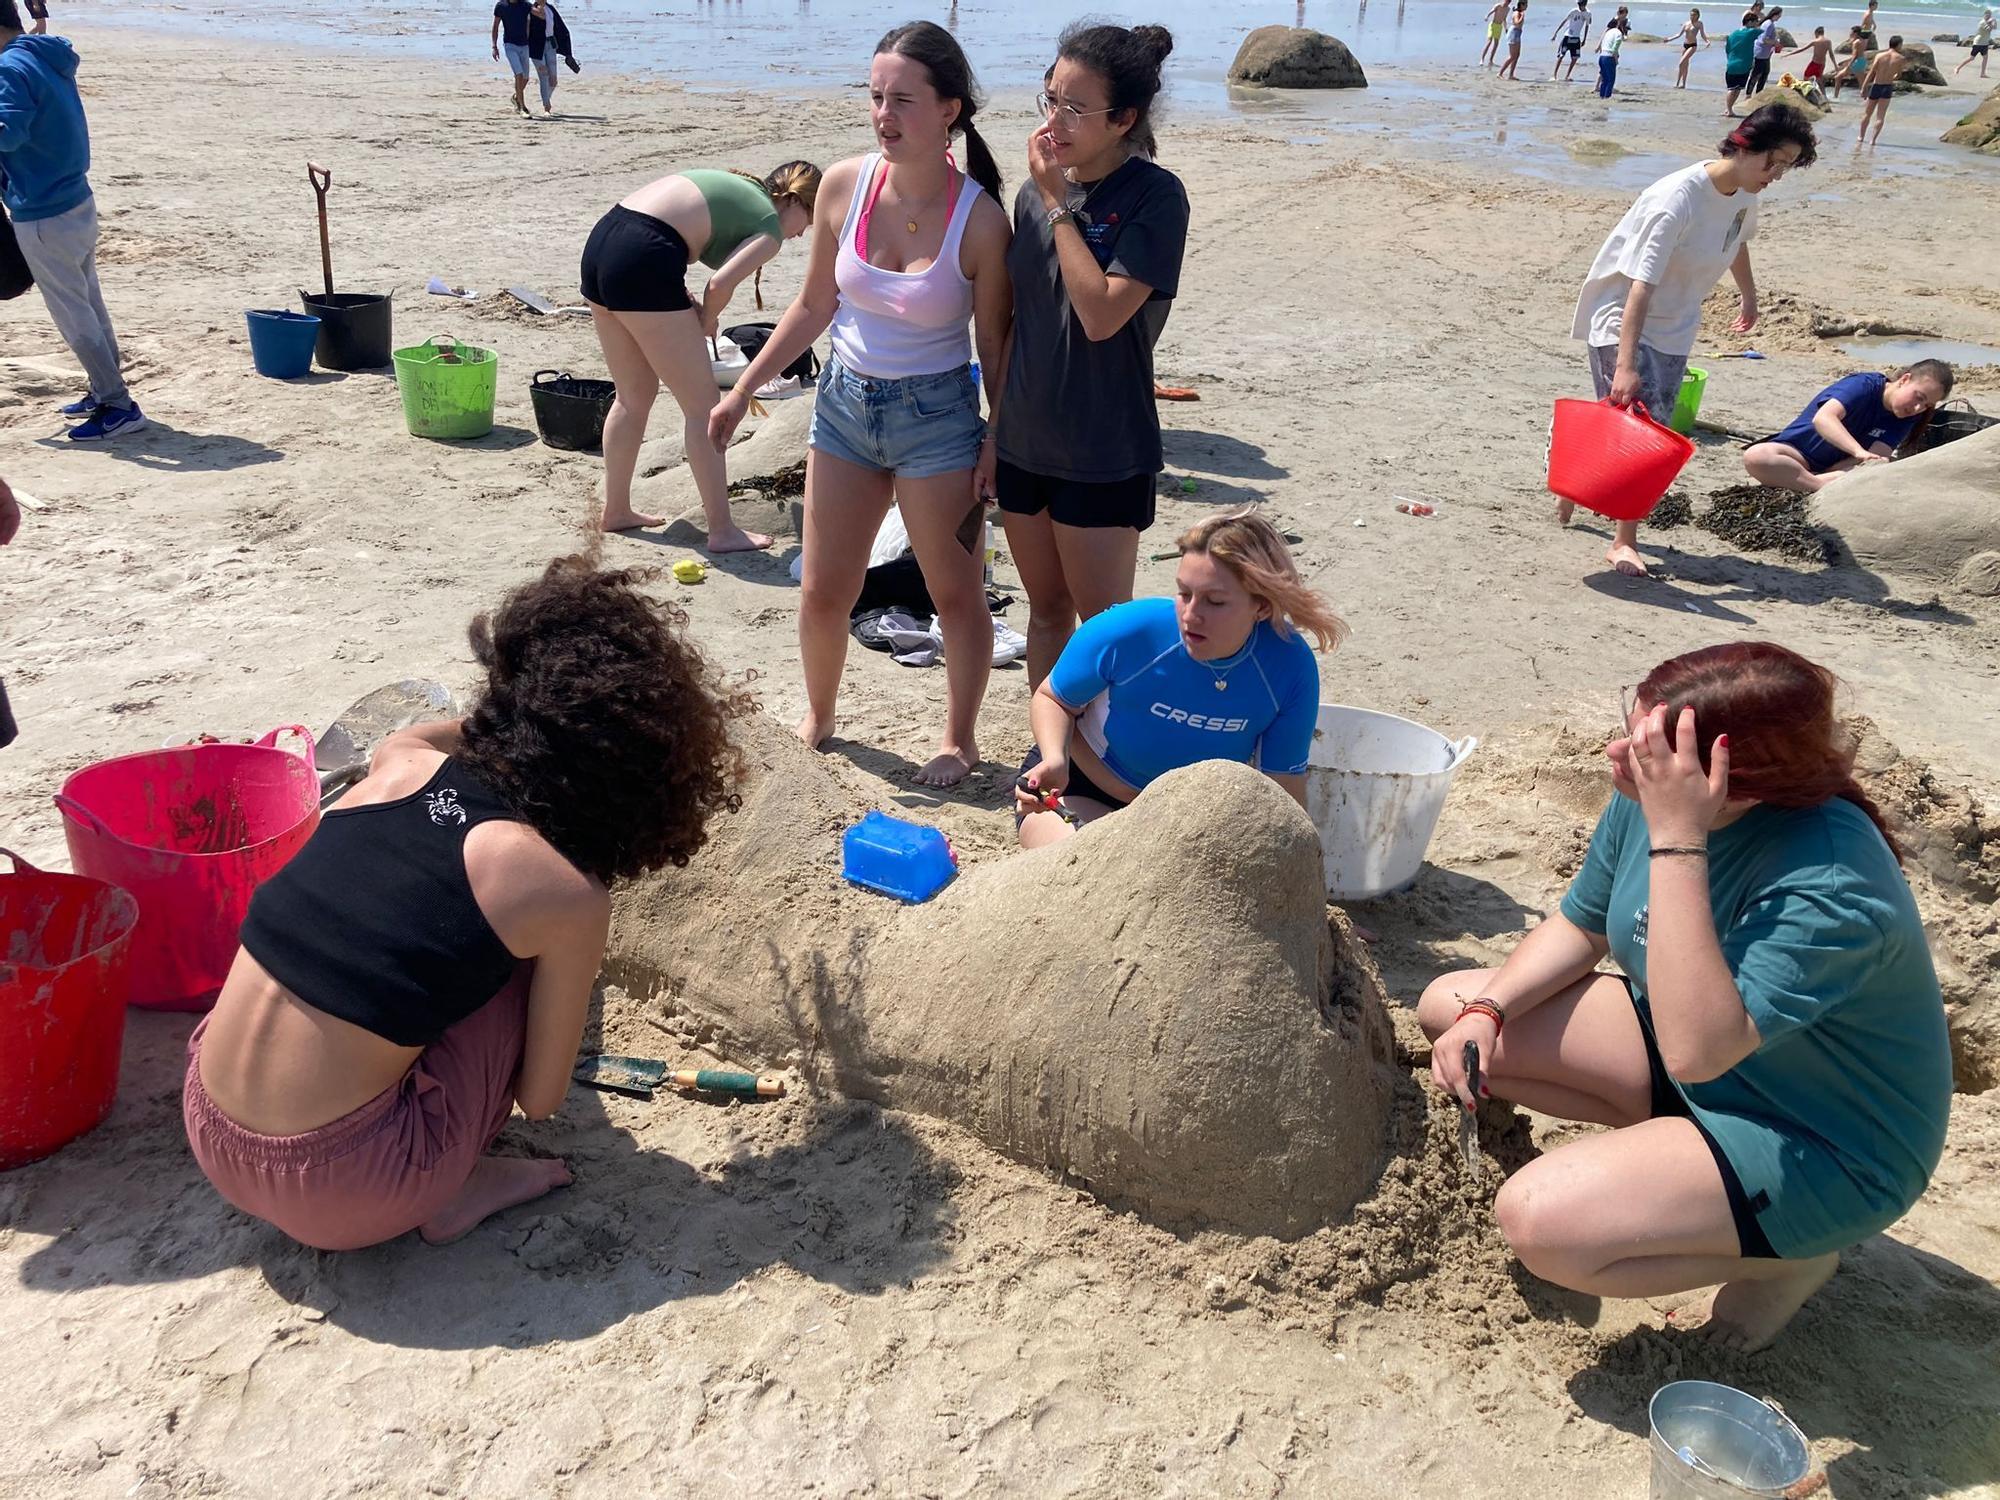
[1420,643,1950,1351]
[1014,511,1344,848]
[183,557,752,1250]
[1742,358,1951,492]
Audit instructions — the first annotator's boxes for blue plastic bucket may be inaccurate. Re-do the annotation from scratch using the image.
[246,309,321,379]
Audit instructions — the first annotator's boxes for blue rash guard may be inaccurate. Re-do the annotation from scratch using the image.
[1046,597,1322,792]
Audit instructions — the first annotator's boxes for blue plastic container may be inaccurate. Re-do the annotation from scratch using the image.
[246,309,321,379]
[841,811,957,903]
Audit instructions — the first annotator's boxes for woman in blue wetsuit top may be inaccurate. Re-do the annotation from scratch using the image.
[1014,510,1346,848]
[1419,642,1950,1352]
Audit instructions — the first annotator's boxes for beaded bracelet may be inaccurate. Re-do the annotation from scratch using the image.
[1456,998,1505,1034]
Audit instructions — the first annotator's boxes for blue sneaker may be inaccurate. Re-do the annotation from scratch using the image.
[58,394,99,416]
[67,403,147,442]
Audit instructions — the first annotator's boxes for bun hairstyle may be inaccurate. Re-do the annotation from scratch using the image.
[1056,22,1176,159]
[726,160,823,307]
[1719,100,1819,167]
[875,21,1003,202]
[1633,642,1905,863]
[456,555,754,884]
[1176,510,1348,651]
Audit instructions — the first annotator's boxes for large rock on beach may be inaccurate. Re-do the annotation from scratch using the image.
[1228,26,1368,89]
[604,719,1400,1239]
[1943,83,2000,150]
[1811,425,2000,589]
[1898,43,1947,85]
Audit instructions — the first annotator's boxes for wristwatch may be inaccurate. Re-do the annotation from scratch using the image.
[1045,205,1078,230]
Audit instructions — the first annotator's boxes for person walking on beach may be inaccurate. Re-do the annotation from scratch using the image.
[1553,0,1593,78]
[1596,16,1629,95]
[525,0,576,116]
[1858,0,1878,47]
[1500,1,1529,77]
[1955,9,1993,77]
[709,22,1013,787]
[1831,25,1868,96]
[1674,9,1709,87]
[0,1,144,440]
[992,23,1188,688]
[1723,10,1761,114]
[580,160,820,540]
[1856,35,1904,146]
[1746,5,1782,95]
[1783,26,1834,90]
[491,0,534,117]
[1482,0,1511,65]
[21,0,42,33]
[1563,105,1815,577]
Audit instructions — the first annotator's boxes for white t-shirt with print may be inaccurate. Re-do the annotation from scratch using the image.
[1571,162,1758,356]
[1560,7,1593,37]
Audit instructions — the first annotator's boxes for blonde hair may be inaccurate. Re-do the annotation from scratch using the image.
[1176,510,1348,651]
[726,162,823,309]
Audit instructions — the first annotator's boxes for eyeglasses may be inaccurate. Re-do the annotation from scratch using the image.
[1614,683,1641,739]
[1036,92,1117,130]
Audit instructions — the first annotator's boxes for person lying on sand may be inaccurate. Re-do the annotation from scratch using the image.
[1014,511,1342,849]
[583,161,820,542]
[1563,104,1815,576]
[182,557,751,1251]
[1741,358,1952,492]
[1421,642,1951,1352]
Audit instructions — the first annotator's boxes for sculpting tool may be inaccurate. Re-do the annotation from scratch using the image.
[669,1070,786,1098]
[1014,774,1078,825]
[1459,1040,1483,1170]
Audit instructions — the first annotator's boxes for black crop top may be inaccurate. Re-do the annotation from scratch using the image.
[240,758,528,1047]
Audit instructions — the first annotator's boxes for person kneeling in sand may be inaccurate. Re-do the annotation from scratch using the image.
[1420,643,1950,1351]
[183,557,751,1251]
[1014,511,1344,848]
[1563,104,1815,577]
[1742,358,1951,492]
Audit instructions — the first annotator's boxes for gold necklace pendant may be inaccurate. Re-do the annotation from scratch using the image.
[906,216,919,233]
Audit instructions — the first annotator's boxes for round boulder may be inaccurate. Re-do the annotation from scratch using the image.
[1898,43,1947,85]
[1229,26,1368,89]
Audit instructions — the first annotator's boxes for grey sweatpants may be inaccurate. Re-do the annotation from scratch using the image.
[14,196,131,410]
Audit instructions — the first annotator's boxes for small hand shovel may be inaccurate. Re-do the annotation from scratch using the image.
[1459,1040,1483,1171]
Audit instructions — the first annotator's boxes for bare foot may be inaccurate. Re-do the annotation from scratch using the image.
[1607,542,1648,577]
[1555,498,1576,526]
[1668,1253,1838,1352]
[705,525,774,554]
[601,506,666,533]
[419,1155,572,1245]
[913,745,978,787]
[796,710,836,751]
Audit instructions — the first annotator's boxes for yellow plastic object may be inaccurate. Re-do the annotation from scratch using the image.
[672,559,708,585]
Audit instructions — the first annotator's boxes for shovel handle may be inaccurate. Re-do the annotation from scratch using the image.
[307,161,332,195]
[307,161,334,298]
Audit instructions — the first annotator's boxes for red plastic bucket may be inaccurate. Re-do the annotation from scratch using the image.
[1547,398,1696,522]
[0,848,140,1169]
[54,726,319,1012]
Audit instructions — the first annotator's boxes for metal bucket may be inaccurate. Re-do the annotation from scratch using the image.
[1649,1381,1811,1499]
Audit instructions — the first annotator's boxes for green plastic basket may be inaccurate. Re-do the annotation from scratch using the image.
[393,334,498,439]
[1668,366,1708,436]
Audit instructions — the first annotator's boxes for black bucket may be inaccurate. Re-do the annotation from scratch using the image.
[299,290,393,371]
[1911,400,1998,455]
[529,369,617,452]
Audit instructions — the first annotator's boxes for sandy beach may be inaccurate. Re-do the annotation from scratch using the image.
[2,12,1998,1498]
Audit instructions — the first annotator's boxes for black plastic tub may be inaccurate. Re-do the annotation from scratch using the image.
[299,290,393,371]
[529,369,617,451]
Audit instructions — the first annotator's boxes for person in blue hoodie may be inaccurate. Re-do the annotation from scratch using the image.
[0,0,144,441]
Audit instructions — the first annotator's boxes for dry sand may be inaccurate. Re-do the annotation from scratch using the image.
[3,21,1999,1500]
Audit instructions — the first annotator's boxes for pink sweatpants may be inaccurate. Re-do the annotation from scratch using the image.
[182,965,532,1251]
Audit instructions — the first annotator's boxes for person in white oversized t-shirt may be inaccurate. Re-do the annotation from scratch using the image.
[1560,105,1818,577]
[1552,0,1594,76]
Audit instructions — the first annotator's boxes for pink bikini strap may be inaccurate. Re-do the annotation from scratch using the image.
[855,152,960,261]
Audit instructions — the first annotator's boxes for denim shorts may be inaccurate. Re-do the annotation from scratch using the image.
[502,42,532,77]
[809,355,986,480]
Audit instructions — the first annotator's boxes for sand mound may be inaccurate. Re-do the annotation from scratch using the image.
[605,718,1403,1237]
[1811,425,2000,586]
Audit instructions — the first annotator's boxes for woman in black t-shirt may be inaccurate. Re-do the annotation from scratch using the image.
[991,23,1189,687]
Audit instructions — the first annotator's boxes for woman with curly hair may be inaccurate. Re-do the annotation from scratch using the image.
[183,556,752,1250]
[1013,511,1344,848]
[1419,643,1950,1350]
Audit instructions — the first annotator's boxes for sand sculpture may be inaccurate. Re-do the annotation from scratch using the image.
[1813,426,2000,593]
[605,720,1402,1239]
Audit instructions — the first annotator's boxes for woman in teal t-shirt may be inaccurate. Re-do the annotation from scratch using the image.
[1418,642,1950,1351]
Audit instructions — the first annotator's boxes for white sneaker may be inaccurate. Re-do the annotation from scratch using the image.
[991,618,1027,666]
[754,374,803,401]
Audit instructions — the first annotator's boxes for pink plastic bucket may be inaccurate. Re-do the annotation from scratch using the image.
[54,726,319,1011]
[0,848,140,1169]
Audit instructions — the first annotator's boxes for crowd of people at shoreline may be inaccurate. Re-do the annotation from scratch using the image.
[0,0,1969,1360]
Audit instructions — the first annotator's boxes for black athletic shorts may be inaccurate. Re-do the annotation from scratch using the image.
[1014,745,1132,823]
[1622,977,1782,1260]
[995,458,1157,532]
[25,0,47,18]
[579,205,695,313]
[1561,34,1584,53]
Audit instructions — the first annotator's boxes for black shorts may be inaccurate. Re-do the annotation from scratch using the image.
[579,206,695,313]
[25,0,47,17]
[1725,67,1750,88]
[1622,978,1781,1260]
[1561,35,1583,53]
[1014,745,1132,822]
[1867,82,1895,99]
[995,458,1157,532]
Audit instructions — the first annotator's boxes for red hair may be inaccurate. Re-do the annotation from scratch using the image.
[1635,642,1904,862]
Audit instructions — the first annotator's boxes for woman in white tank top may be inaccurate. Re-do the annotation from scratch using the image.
[712,22,1013,788]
